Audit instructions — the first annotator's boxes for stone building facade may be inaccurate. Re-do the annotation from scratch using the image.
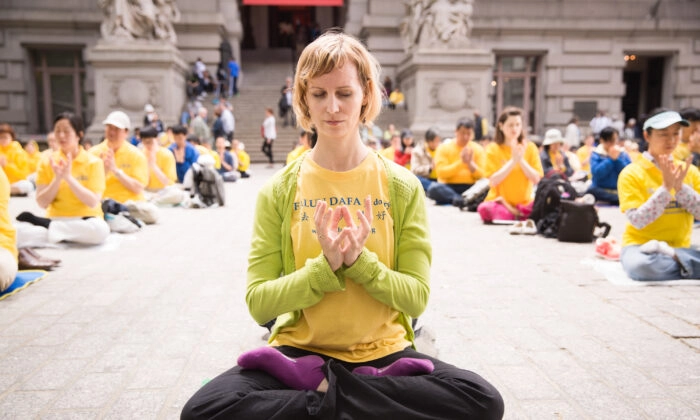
[1,0,699,138]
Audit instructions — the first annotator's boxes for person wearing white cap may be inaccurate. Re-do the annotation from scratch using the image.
[90,110,158,225]
[540,128,573,177]
[618,108,700,280]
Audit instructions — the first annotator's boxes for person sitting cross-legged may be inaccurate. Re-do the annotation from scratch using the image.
[0,123,33,196]
[180,31,504,420]
[169,125,200,183]
[231,139,250,178]
[0,167,17,292]
[15,112,109,247]
[90,110,158,226]
[540,129,574,178]
[619,109,700,281]
[215,136,240,182]
[140,126,186,206]
[477,107,543,223]
[587,126,631,205]
[427,117,485,208]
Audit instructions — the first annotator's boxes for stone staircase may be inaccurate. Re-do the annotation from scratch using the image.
[219,48,412,161]
[227,48,299,163]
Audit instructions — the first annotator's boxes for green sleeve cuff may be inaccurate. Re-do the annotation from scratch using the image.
[306,253,345,292]
[342,248,378,284]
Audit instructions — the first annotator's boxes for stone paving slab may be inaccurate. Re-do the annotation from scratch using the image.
[1,163,699,419]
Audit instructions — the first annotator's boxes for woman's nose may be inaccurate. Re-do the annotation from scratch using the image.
[327,96,339,113]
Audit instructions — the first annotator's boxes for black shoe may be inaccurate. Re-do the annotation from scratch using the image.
[452,197,468,211]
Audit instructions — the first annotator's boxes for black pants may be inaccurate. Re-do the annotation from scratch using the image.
[181,346,503,420]
[262,138,274,164]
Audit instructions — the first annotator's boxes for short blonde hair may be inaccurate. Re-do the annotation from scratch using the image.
[293,31,383,131]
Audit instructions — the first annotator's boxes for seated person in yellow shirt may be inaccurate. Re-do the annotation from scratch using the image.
[672,107,700,167]
[286,130,313,165]
[618,109,700,281]
[215,136,240,182]
[90,110,158,226]
[24,140,42,175]
[140,126,186,206]
[427,118,485,208]
[576,134,595,176]
[15,112,109,246]
[0,123,33,196]
[0,167,17,292]
[232,139,251,178]
[477,107,543,223]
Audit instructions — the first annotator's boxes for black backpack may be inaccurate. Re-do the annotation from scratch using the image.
[191,163,225,207]
[530,173,578,237]
[557,200,611,243]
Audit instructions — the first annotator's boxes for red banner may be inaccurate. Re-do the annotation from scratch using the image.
[243,0,343,5]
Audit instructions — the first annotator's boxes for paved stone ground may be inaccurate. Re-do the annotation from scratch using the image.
[2,163,699,419]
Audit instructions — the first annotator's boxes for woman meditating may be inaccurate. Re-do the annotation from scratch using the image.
[618,109,700,280]
[181,31,503,420]
[16,112,109,246]
[477,106,543,223]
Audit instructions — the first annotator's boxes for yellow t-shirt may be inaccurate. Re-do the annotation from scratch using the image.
[576,144,593,175]
[89,140,148,202]
[26,150,42,174]
[143,147,177,190]
[434,139,485,185]
[236,150,250,172]
[286,145,310,165]
[195,145,221,170]
[273,153,408,362]
[673,141,691,162]
[0,141,29,183]
[484,141,543,206]
[619,156,700,248]
[0,168,17,262]
[37,149,105,218]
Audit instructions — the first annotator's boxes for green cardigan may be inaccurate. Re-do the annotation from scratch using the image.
[246,151,432,347]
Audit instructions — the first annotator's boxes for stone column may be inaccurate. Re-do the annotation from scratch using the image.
[85,41,188,141]
[397,48,493,136]
[395,0,493,136]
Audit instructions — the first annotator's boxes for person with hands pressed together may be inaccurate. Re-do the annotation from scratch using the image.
[540,129,574,177]
[181,31,503,420]
[587,126,631,204]
[90,111,148,204]
[427,118,485,207]
[618,109,700,281]
[477,107,543,223]
[15,112,109,246]
[140,126,186,205]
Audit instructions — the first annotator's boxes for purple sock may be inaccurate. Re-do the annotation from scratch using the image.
[237,347,325,390]
[353,357,434,377]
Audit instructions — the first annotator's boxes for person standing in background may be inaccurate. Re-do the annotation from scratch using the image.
[261,107,276,168]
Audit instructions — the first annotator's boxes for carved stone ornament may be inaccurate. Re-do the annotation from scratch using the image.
[430,80,474,111]
[109,78,158,111]
[98,0,181,43]
[400,0,474,53]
